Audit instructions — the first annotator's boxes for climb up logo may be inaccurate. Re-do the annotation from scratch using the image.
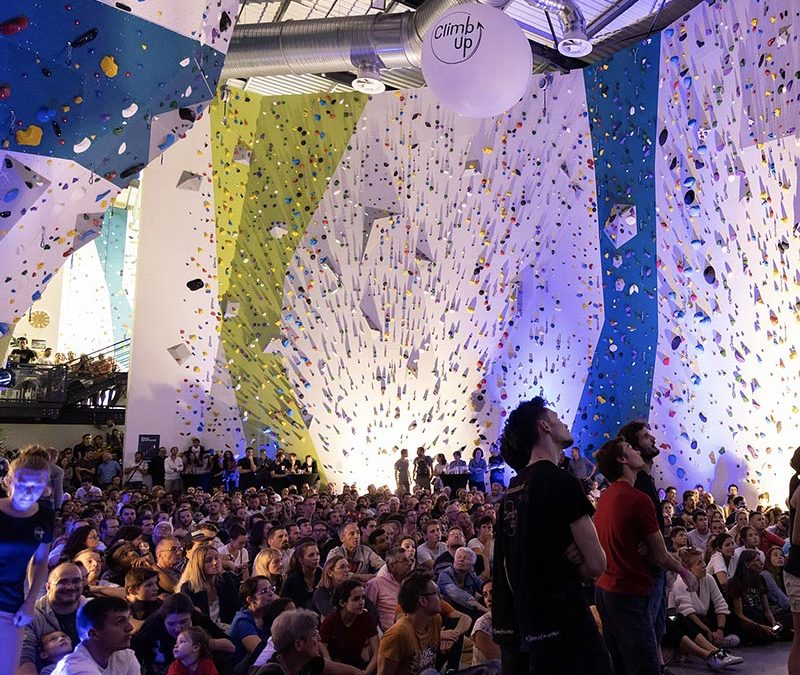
[430,11,484,64]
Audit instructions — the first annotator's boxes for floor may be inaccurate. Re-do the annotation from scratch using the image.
[667,642,791,674]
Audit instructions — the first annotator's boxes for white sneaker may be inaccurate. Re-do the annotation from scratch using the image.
[706,651,725,671]
[719,650,744,667]
[720,634,741,648]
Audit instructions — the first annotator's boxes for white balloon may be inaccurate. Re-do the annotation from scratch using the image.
[422,3,532,118]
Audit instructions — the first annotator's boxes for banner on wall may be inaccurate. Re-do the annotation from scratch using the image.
[137,434,160,460]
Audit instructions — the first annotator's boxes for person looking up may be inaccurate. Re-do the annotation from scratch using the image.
[493,397,612,674]
[593,437,698,675]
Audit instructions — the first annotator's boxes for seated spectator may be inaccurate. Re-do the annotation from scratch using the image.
[178,544,241,627]
[732,526,766,571]
[437,546,486,621]
[687,511,712,550]
[58,524,102,565]
[311,555,351,617]
[253,548,285,592]
[468,516,494,579]
[707,533,737,590]
[154,536,186,595]
[365,548,413,632]
[325,522,384,582]
[50,596,138,674]
[728,550,780,643]
[104,540,151,586]
[667,547,742,668]
[219,524,250,580]
[126,567,162,632]
[377,571,442,674]
[38,631,73,675]
[366,527,390,560]
[761,546,791,622]
[280,539,322,610]
[398,537,417,566]
[20,563,88,675]
[133,592,235,675]
[169,626,219,675]
[75,478,103,502]
[320,580,378,672]
[228,576,277,664]
[433,526,485,577]
[416,521,446,570]
[470,580,500,666]
[750,510,787,555]
[252,608,323,675]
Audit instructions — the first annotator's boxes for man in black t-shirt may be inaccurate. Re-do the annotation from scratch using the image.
[10,337,36,364]
[492,397,613,675]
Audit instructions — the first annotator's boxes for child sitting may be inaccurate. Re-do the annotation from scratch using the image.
[169,626,220,675]
[39,631,73,675]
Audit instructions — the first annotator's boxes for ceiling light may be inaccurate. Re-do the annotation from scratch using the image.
[352,63,385,94]
[558,30,593,57]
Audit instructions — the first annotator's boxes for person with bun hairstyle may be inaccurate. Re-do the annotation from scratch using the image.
[0,445,54,672]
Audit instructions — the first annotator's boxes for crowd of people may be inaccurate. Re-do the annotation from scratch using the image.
[1,397,799,675]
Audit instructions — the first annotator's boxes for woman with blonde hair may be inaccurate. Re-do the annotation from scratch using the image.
[311,554,351,616]
[252,547,286,590]
[178,543,241,627]
[0,445,54,671]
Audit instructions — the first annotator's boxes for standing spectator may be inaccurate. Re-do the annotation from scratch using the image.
[149,448,167,489]
[412,447,433,491]
[593,437,697,675]
[237,447,258,491]
[50,596,138,675]
[10,337,36,364]
[492,397,612,674]
[468,449,487,493]
[566,447,596,486]
[164,448,184,495]
[97,452,122,489]
[0,446,53,673]
[377,571,441,674]
[785,447,800,675]
[46,447,64,509]
[446,451,468,475]
[107,428,124,454]
[124,452,149,490]
[394,448,410,495]
[487,446,507,489]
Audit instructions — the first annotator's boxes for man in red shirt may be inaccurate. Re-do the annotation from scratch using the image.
[594,437,697,675]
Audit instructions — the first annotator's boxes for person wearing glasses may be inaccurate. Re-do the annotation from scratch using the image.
[228,576,277,665]
[378,571,442,675]
[19,563,88,675]
[154,537,186,595]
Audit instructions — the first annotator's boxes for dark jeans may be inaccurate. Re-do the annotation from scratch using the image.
[647,567,667,641]
[500,606,613,675]
[595,586,660,675]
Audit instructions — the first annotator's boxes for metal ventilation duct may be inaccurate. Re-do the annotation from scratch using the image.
[221,0,590,81]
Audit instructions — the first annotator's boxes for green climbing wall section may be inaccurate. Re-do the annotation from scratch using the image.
[211,89,366,466]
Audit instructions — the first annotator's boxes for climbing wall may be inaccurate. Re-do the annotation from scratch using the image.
[0,0,236,346]
[648,0,800,497]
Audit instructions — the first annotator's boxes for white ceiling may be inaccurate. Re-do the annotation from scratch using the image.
[228,0,674,95]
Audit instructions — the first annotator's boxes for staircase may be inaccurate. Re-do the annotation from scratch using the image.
[0,339,130,424]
